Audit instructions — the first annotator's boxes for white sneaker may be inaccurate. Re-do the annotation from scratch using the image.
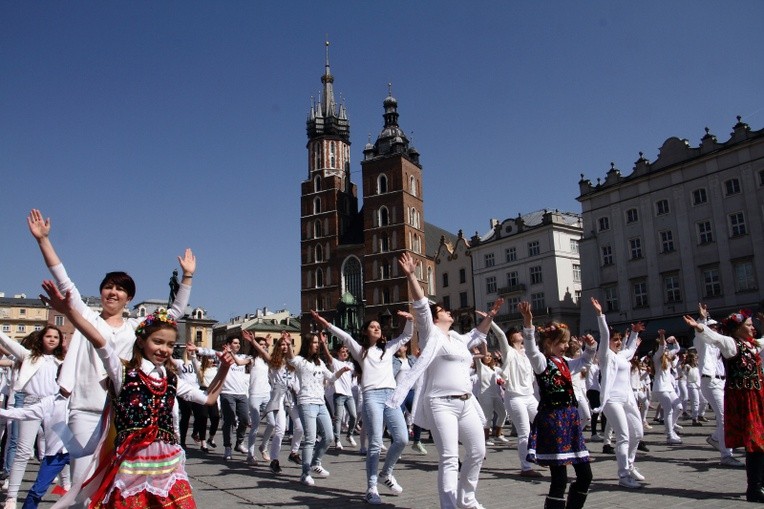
[720,455,745,467]
[706,435,720,451]
[618,475,643,489]
[485,439,495,446]
[3,498,17,509]
[380,473,403,495]
[673,424,684,432]
[411,441,427,455]
[347,436,357,447]
[380,443,387,452]
[300,474,315,486]
[235,443,248,454]
[335,438,344,450]
[496,435,510,443]
[311,465,330,478]
[1,479,8,491]
[666,436,683,445]
[365,488,382,504]
[629,467,645,481]
[259,444,271,462]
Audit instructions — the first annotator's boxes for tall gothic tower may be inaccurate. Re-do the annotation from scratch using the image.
[360,88,434,328]
[300,43,362,335]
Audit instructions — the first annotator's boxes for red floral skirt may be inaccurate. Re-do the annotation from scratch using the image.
[94,479,196,509]
[724,385,764,453]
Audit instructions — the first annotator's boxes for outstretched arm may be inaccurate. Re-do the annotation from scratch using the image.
[40,280,106,349]
[27,209,62,268]
[398,252,424,301]
[476,298,503,335]
[203,351,234,405]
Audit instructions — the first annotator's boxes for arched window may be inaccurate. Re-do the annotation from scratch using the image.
[307,270,313,287]
[330,142,336,168]
[427,266,434,296]
[313,175,321,192]
[315,244,324,262]
[342,256,363,302]
[313,197,321,214]
[410,175,417,196]
[379,206,390,226]
[377,174,388,194]
[139,306,146,317]
[316,268,324,288]
[314,220,323,238]
[380,234,390,252]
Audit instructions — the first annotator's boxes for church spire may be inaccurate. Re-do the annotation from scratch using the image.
[321,40,336,118]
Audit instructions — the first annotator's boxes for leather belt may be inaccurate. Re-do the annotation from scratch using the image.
[701,374,725,380]
[438,394,471,401]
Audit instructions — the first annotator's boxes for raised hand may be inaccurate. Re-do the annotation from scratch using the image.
[698,303,709,319]
[310,310,330,329]
[178,248,196,277]
[40,280,71,314]
[397,310,414,321]
[581,334,596,348]
[518,301,532,327]
[27,209,51,241]
[631,322,646,333]
[488,298,504,318]
[683,315,702,332]
[397,252,416,275]
[590,297,603,315]
[242,330,255,343]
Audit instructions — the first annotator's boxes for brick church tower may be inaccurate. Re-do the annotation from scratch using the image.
[300,45,434,339]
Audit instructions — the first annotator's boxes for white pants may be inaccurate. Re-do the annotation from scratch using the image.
[269,405,303,459]
[602,399,644,478]
[504,393,538,471]
[656,390,682,439]
[429,397,486,509]
[68,409,105,509]
[574,387,591,431]
[477,392,506,429]
[700,376,732,458]
[7,415,42,499]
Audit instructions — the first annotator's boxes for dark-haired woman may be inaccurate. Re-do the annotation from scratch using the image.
[311,309,413,505]
[683,311,764,503]
[0,326,65,509]
[286,334,349,487]
[388,252,500,509]
[27,208,194,490]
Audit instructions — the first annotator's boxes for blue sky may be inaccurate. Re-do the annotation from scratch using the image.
[2,2,762,322]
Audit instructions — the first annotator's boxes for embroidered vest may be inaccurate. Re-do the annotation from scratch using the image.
[725,337,763,391]
[535,356,578,410]
[113,367,178,446]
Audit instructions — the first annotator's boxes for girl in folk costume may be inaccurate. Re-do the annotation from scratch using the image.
[519,301,596,509]
[683,310,764,503]
[41,281,233,509]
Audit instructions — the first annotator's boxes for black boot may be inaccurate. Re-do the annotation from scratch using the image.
[544,496,566,509]
[566,489,589,509]
[746,452,764,503]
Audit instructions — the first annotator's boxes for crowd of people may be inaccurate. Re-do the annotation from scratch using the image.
[0,210,761,509]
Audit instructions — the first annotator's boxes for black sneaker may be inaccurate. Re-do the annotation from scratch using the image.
[288,452,301,465]
[603,444,615,454]
[269,460,281,474]
[637,441,650,452]
[206,438,218,449]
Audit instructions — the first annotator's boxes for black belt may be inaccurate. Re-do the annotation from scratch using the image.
[437,394,471,401]
[701,374,725,380]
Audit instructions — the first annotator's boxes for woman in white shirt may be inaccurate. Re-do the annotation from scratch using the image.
[389,252,501,509]
[286,334,348,487]
[312,309,413,504]
[0,327,65,509]
[491,322,541,477]
[652,331,683,444]
[591,298,645,489]
[242,331,273,466]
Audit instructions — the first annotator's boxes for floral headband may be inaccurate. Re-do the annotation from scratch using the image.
[722,309,751,330]
[538,323,568,335]
[135,310,177,337]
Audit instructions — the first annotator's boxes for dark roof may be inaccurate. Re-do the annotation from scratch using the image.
[424,222,458,258]
[0,297,46,308]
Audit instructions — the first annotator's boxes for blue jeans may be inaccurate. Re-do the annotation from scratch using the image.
[364,388,408,488]
[297,403,332,476]
[3,392,24,476]
[21,452,69,509]
[332,393,358,441]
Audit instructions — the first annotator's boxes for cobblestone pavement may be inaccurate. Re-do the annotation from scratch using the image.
[19,413,755,508]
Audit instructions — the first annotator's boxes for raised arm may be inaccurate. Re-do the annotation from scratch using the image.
[476,298,503,335]
[202,351,233,405]
[319,331,334,365]
[519,301,546,374]
[27,209,62,268]
[398,252,424,301]
[386,311,415,351]
[243,330,272,363]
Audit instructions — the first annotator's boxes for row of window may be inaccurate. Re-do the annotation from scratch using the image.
[373,174,419,196]
[486,292,547,314]
[601,213,749,265]
[441,268,468,288]
[602,260,757,312]
[1,324,43,333]
[484,263,582,294]
[597,175,756,231]
[310,140,349,172]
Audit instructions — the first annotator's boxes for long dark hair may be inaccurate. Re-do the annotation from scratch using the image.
[26,326,65,361]
[360,320,386,361]
[299,333,321,366]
